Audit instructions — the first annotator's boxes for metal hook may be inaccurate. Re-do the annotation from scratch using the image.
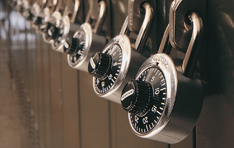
[64,0,81,23]
[119,2,153,52]
[158,12,203,78]
[85,0,107,34]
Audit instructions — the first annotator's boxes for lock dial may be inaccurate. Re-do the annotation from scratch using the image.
[67,24,88,66]
[51,16,71,52]
[121,53,203,144]
[122,66,167,134]
[89,44,122,94]
[42,11,62,43]
[121,53,177,140]
[88,34,146,104]
[66,23,107,72]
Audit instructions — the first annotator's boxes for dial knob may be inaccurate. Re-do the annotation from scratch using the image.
[88,52,112,80]
[33,16,43,26]
[64,37,80,54]
[26,11,34,21]
[46,25,59,40]
[121,80,152,116]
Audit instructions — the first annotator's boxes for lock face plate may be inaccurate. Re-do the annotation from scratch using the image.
[92,34,131,99]
[67,23,92,68]
[126,53,178,140]
[128,67,167,134]
[42,11,62,43]
[51,15,70,52]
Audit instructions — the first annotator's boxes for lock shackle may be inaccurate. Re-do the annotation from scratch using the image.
[85,0,107,34]
[45,0,58,13]
[158,25,172,54]
[158,11,203,78]
[64,0,81,23]
[55,0,68,15]
[119,2,154,52]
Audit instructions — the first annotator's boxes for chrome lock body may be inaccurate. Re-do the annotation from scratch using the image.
[88,2,153,104]
[120,11,204,144]
[65,0,107,72]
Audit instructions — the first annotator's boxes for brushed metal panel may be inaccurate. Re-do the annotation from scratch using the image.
[78,71,111,148]
[36,36,46,147]
[109,0,128,36]
[61,54,80,148]
[41,38,52,148]
[196,0,234,147]
[49,50,64,148]
[170,133,193,148]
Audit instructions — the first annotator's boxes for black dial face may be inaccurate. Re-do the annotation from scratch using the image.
[94,44,122,94]
[130,67,167,134]
[69,29,86,64]
[53,21,65,46]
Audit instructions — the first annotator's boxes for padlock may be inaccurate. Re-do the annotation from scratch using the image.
[14,0,24,13]
[65,0,107,72]
[8,0,18,8]
[42,0,69,43]
[87,2,153,104]
[50,0,81,51]
[42,0,81,46]
[14,0,30,16]
[28,0,47,28]
[32,0,58,34]
[42,11,63,43]
[25,2,41,23]
[120,11,203,144]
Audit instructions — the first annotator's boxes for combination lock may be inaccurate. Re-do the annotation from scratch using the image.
[32,0,58,34]
[26,2,41,23]
[51,0,81,52]
[88,2,153,104]
[42,0,68,43]
[65,0,107,72]
[42,0,80,46]
[121,12,204,144]
[42,11,63,43]
[14,0,29,17]
[51,18,80,53]
[29,0,48,29]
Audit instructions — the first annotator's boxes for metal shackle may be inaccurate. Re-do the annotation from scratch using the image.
[85,0,107,35]
[158,11,203,78]
[64,0,81,23]
[120,2,153,53]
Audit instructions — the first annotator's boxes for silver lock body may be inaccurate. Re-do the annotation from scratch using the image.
[67,23,106,72]
[92,34,147,104]
[128,53,202,143]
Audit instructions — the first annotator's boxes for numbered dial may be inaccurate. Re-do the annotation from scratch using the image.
[124,66,167,134]
[67,28,86,65]
[52,21,65,46]
[90,44,123,94]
